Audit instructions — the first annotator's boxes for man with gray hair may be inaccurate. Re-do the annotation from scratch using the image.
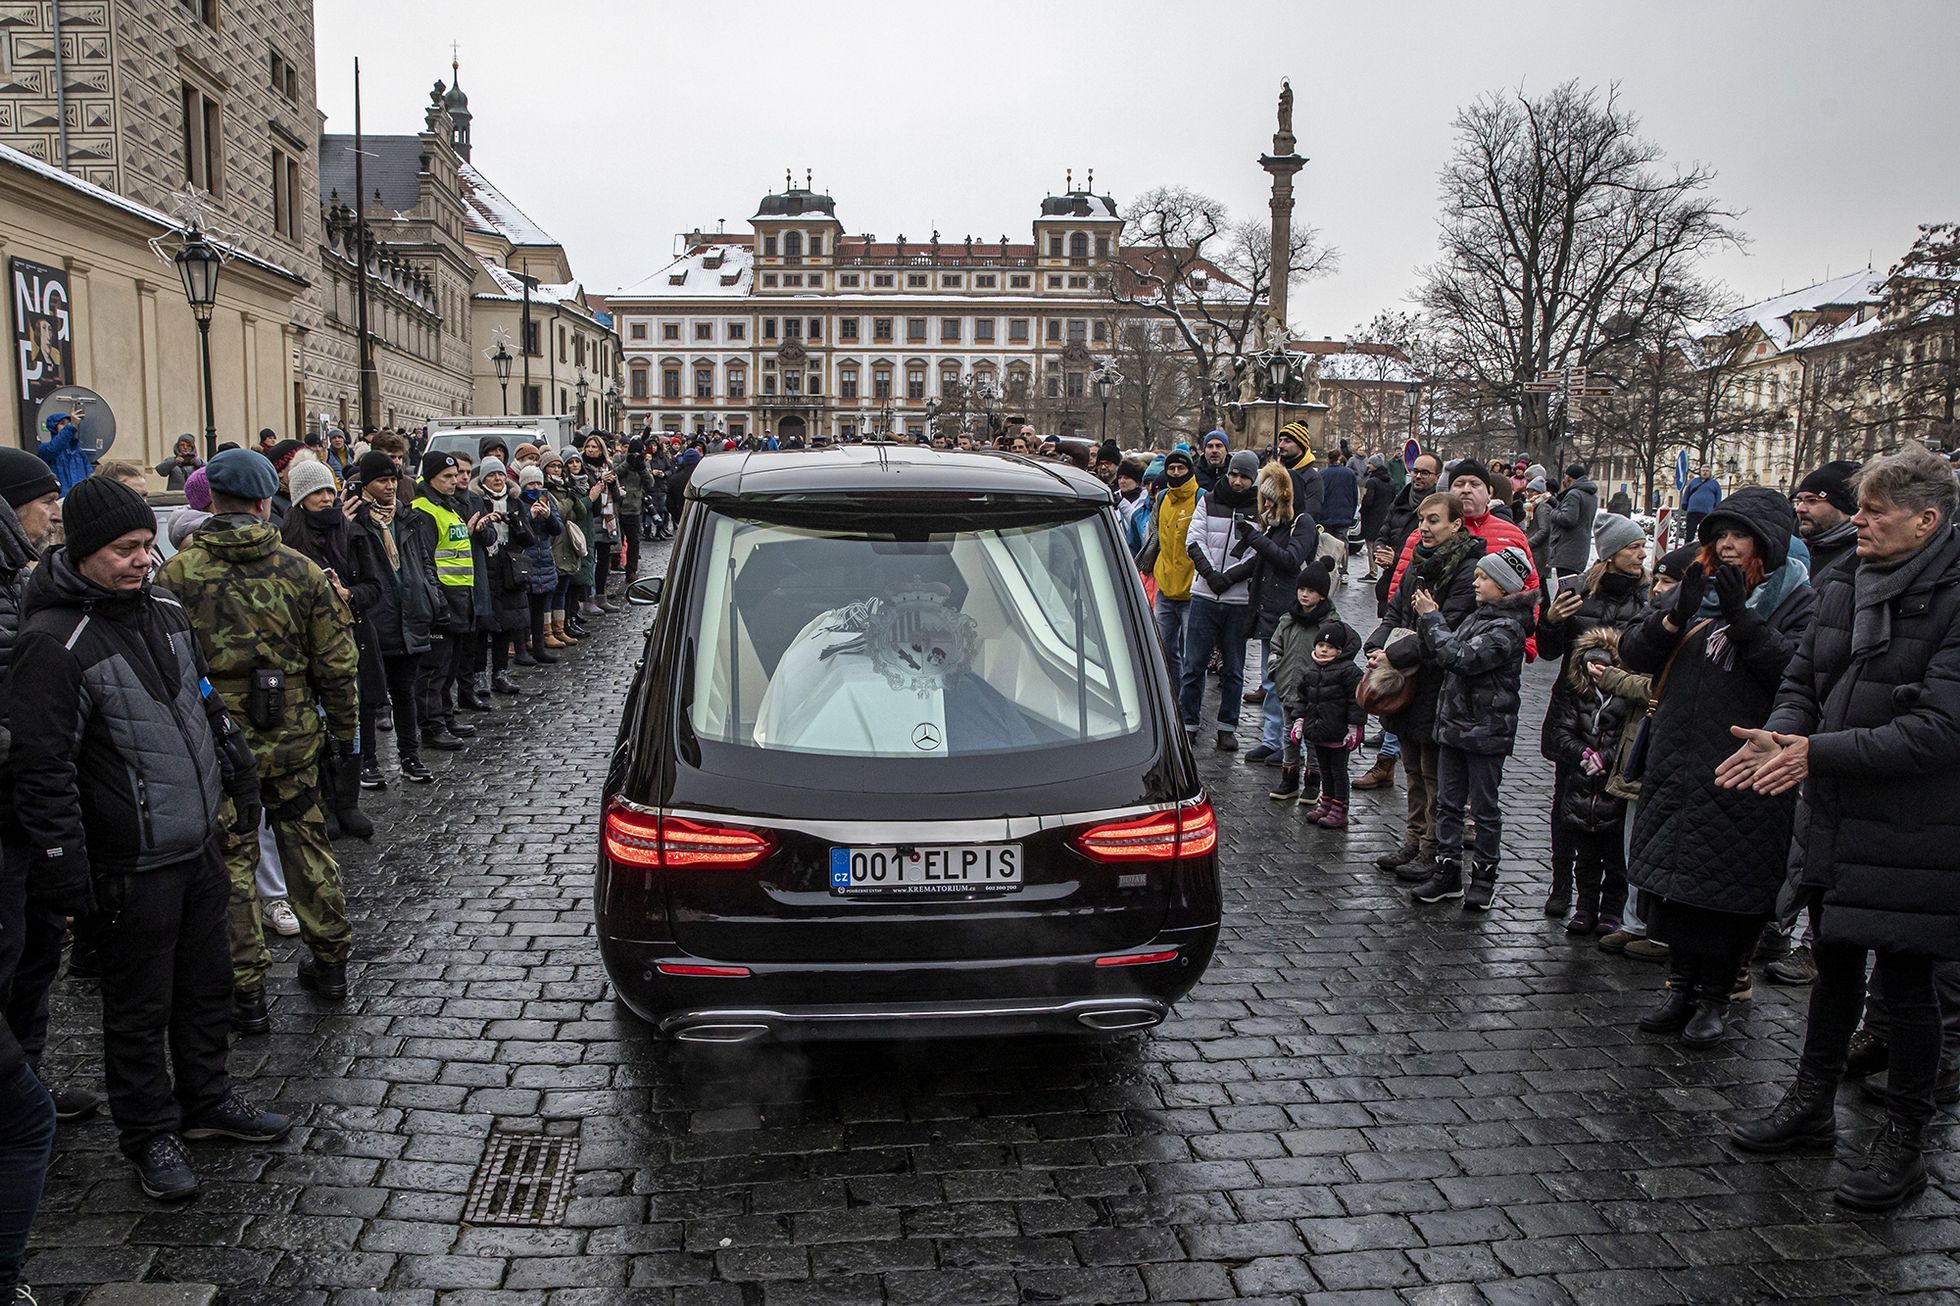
[1721,442,1960,1213]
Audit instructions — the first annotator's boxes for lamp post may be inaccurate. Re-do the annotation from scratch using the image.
[174,225,222,459]
[1092,359,1120,445]
[491,341,513,415]
[924,396,941,444]
[574,369,590,426]
[605,379,620,432]
[1251,343,1298,459]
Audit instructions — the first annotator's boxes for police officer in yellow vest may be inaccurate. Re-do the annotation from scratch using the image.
[405,451,494,751]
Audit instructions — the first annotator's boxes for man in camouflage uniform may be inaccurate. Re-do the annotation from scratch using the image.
[157,448,360,1033]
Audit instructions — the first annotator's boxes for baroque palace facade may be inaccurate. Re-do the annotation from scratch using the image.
[604,177,1159,444]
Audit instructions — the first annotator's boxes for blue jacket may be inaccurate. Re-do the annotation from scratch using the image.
[37,423,91,495]
[1320,464,1359,529]
[518,488,563,595]
[1682,476,1722,514]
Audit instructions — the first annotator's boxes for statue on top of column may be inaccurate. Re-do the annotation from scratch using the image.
[1274,80,1296,156]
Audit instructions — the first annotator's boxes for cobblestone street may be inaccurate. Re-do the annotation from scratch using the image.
[21,566,1960,1305]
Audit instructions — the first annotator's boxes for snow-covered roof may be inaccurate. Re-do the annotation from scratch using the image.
[0,142,305,284]
[473,254,584,306]
[1788,311,1886,353]
[609,244,755,298]
[457,162,556,247]
[1701,269,1885,350]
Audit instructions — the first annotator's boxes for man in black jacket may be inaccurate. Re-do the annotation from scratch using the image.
[1724,444,1960,1213]
[7,477,287,1202]
[1793,459,1861,580]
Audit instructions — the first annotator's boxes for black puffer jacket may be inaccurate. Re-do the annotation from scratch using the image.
[1533,564,1649,759]
[1421,589,1537,756]
[352,503,432,658]
[1365,533,1484,743]
[1545,627,1633,833]
[0,497,36,687]
[1767,524,1960,959]
[1358,464,1394,543]
[1240,512,1315,640]
[1623,488,1815,915]
[1288,622,1365,747]
[6,550,253,876]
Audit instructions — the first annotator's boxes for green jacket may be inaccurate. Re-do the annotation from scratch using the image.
[156,514,360,777]
[1266,596,1338,718]
[547,483,592,579]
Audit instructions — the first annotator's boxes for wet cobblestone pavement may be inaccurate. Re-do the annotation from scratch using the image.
[24,562,1960,1303]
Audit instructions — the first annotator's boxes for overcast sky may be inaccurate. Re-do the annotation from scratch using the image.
[315,0,1960,334]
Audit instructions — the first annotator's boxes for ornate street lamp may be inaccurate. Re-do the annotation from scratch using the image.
[174,226,222,458]
[1092,359,1121,444]
[1251,342,1302,458]
[574,368,590,424]
[491,341,513,415]
[924,396,942,445]
[605,379,620,431]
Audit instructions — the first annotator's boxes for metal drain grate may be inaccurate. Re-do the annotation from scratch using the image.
[462,1130,579,1226]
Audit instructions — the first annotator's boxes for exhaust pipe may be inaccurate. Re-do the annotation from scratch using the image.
[1076,1008,1162,1032]
[673,1023,771,1044]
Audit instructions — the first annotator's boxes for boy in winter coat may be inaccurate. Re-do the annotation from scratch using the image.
[1265,561,1339,803]
[1546,628,1634,934]
[1287,621,1365,828]
[1409,544,1538,910]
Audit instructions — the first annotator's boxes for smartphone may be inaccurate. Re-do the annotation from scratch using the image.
[1556,573,1585,597]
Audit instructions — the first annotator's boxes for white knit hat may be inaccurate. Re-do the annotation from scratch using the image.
[287,457,338,505]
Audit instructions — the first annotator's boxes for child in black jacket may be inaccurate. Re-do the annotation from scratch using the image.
[1546,627,1633,935]
[1285,619,1366,828]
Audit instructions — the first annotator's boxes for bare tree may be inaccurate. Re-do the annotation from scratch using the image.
[1108,186,1335,429]
[1102,314,1201,447]
[1416,81,1743,464]
[1844,223,1960,449]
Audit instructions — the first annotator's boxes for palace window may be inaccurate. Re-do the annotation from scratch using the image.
[695,322,713,340]
[839,318,859,342]
[873,368,892,399]
[907,273,927,288]
[906,368,925,399]
[727,368,746,399]
[906,318,927,343]
[1009,319,1030,343]
[1009,274,1030,289]
[873,318,893,342]
[840,369,859,399]
[662,368,681,399]
[975,319,995,343]
[694,367,713,399]
[181,82,223,194]
[940,318,961,343]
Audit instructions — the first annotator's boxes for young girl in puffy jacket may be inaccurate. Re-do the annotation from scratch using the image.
[1546,627,1634,935]
[1283,619,1365,828]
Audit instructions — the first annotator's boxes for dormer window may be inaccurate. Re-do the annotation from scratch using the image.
[668,272,687,286]
[703,252,724,270]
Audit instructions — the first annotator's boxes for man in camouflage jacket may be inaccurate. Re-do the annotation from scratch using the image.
[157,449,360,1030]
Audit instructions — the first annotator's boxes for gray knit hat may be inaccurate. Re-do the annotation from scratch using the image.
[1592,512,1646,561]
[1477,545,1533,595]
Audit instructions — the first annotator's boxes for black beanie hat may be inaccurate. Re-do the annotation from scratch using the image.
[1795,459,1861,516]
[267,438,303,468]
[1450,457,1495,491]
[1296,558,1333,596]
[0,446,59,508]
[420,449,460,482]
[356,451,396,485]
[64,475,156,560]
[1655,544,1699,581]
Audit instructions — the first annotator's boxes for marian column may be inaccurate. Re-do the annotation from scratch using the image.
[1260,81,1305,345]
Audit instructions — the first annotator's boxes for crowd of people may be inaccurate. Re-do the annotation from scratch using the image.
[0,422,667,1297]
[1,413,1957,1300]
[1126,428,1960,1218]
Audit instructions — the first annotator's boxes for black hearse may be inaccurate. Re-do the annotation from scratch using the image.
[596,446,1220,1042]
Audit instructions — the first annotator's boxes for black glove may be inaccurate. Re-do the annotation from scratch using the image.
[1233,517,1258,543]
[26,846,94,920]
[331,738,362,812]
[226,778,262,837]
[1713,563,1750,620]
[1672,562,1707,621]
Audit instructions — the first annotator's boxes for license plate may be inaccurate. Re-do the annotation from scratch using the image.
[829,844,1022,896]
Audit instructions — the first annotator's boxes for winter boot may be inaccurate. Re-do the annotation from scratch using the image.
[1268,766,1300,801]
[513,644,537,667]
[326,748,374,841]
[543,618,570,648]
[1297,769,1321,804]
[1301,796,1333,824]
[1680,999,1731,1049]
[1463,859,1499,912]
[1835,1118,1928,1212]
[1313,799,1349,830]
[1375,843,1421,873]
[1638,977,1697,1033]
[1730,1072,1840,1153]
[1411,856,1464,903]
[1353,754,1397,790]
[1545,863,1573,918]
[456,681,489,712]
[420,723,467,752]
[492,671,519,696]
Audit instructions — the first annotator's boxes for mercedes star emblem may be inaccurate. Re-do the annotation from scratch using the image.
[912,722,942,750]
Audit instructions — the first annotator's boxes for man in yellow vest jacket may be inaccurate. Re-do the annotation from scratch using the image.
[405,452,494,751]
[1151,448,1203,689]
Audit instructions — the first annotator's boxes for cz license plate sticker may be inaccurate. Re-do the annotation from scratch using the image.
[829,844,1022,896]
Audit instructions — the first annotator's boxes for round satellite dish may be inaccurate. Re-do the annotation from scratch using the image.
[36,385,116,459]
